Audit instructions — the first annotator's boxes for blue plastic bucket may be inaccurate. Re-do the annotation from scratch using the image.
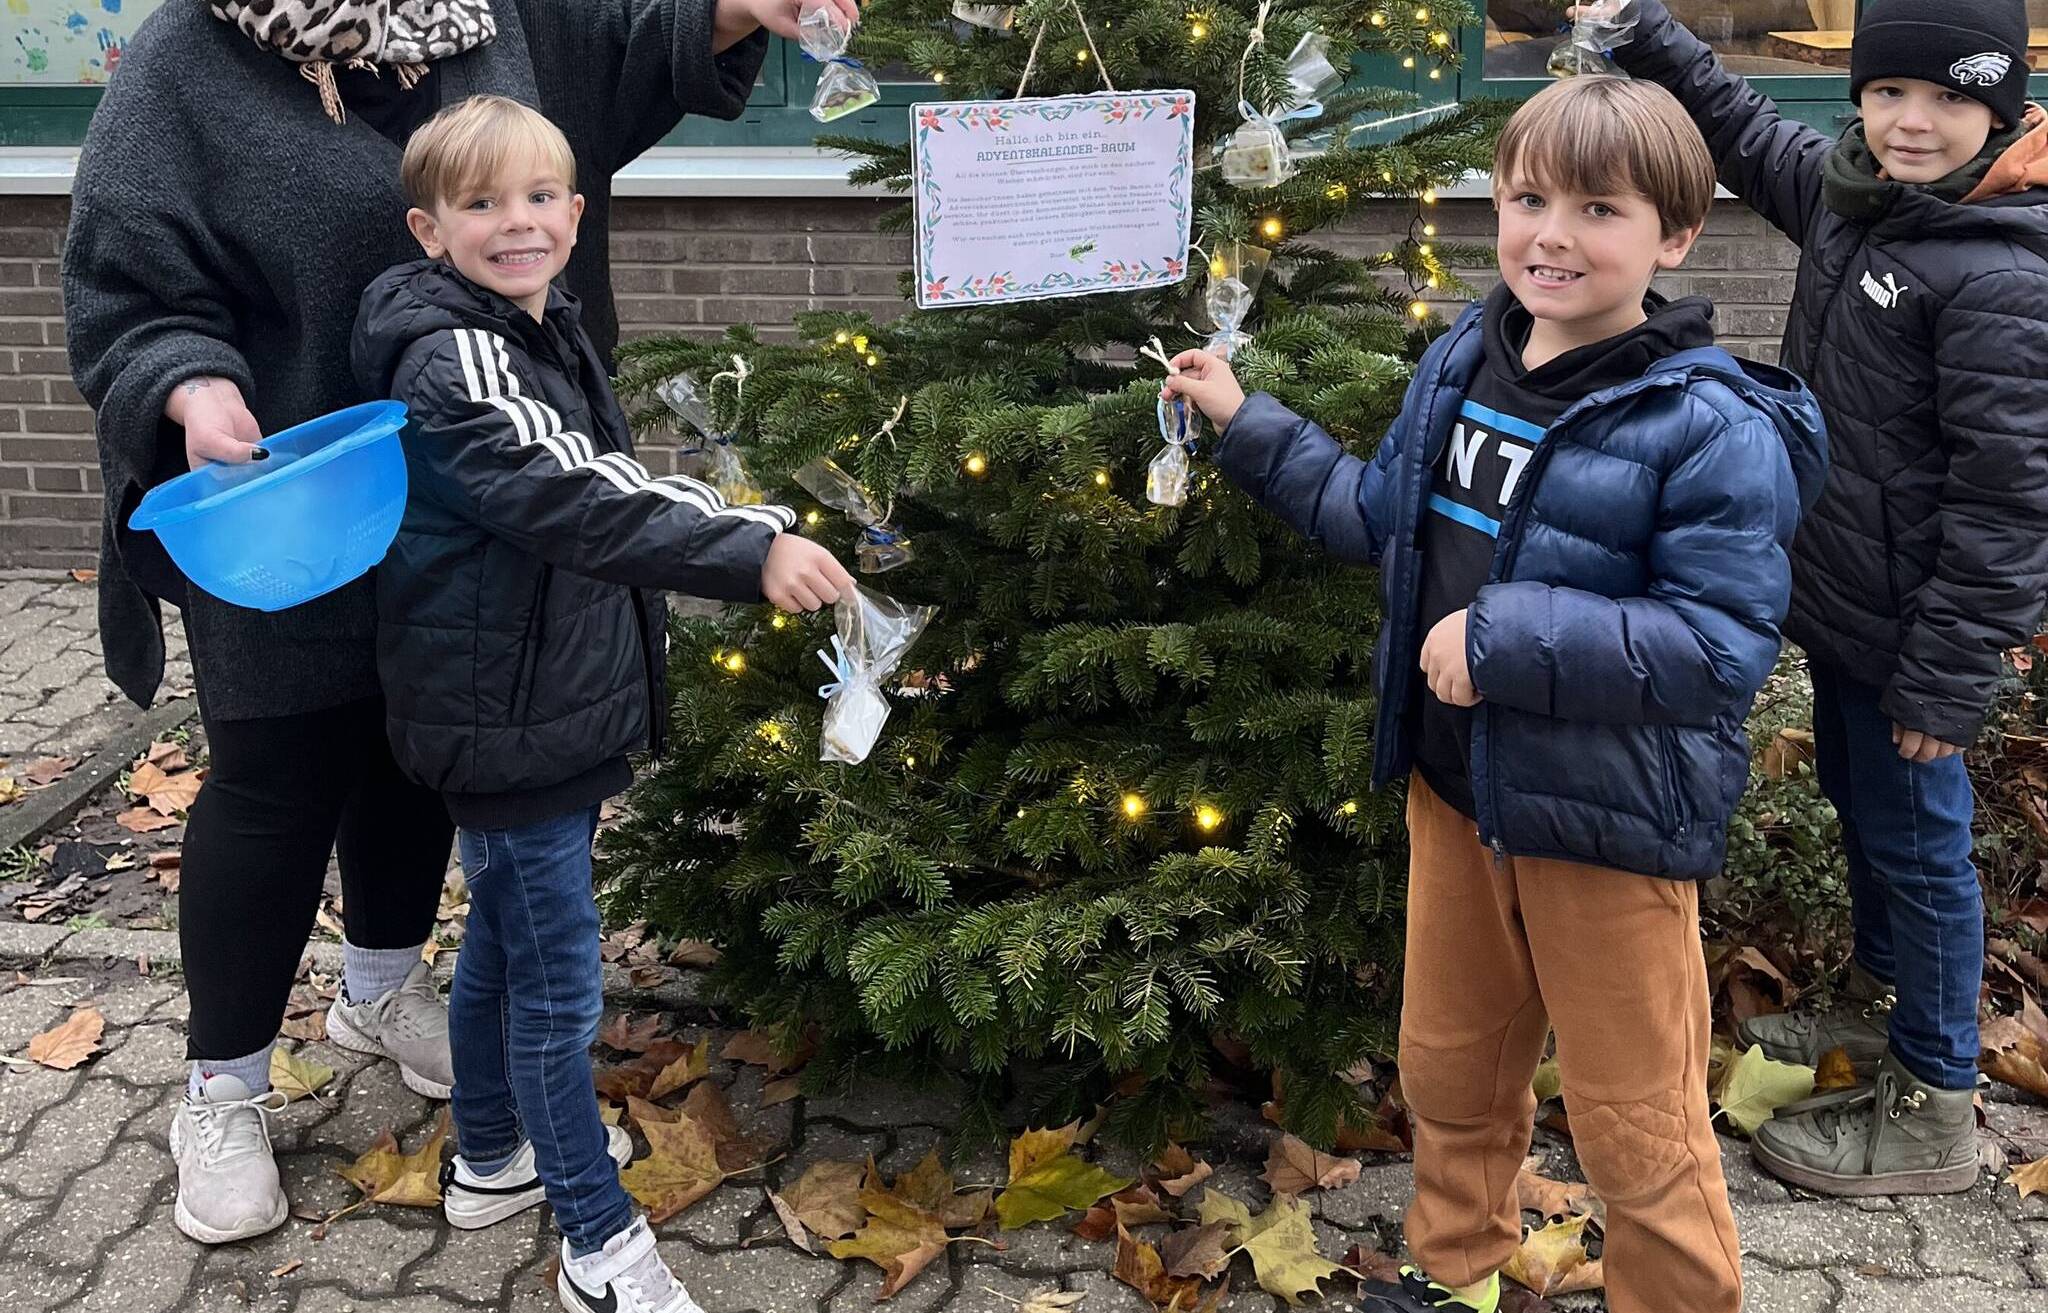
[129,401,409,612]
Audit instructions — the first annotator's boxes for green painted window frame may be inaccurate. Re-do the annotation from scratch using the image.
[1460,2,2048,134]
[13,17,2048,152]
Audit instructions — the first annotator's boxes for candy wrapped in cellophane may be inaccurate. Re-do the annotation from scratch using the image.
[1548,0,1638,77]
[793,456,913,573]
[1219,31,1349,188]
[801,1,880,122]
[1147,389,1198,508]
[816,585,936,765]
[655,373,766,506]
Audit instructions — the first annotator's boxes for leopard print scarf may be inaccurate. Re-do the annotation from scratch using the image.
[209,0,497,123]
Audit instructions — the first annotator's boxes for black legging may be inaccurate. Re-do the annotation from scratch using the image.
[180,695,453,1060]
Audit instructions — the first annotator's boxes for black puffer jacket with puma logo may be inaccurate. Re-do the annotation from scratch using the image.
[1617,0,2048,745]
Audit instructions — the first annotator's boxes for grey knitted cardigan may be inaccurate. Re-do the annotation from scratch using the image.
[63,0,767,719]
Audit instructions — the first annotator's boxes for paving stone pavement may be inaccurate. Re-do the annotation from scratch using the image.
[0,574,2044,1311]
[0,570,191,765]
[0,940,2039,1313]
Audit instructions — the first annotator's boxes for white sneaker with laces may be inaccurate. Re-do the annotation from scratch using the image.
[558,1216,704,1313]
[326,959,454,1099]
[169,1074,291,1244]
[444,1123,634,1230]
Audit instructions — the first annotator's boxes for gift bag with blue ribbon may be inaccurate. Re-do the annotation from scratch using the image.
[801,2,880,122]
[817,585,936,765]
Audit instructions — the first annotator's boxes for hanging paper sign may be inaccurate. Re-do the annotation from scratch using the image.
[911,90,1197,310]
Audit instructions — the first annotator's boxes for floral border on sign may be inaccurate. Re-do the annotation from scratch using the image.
[913,92,1196,309]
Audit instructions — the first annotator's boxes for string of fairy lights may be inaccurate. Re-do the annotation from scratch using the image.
[696,3,1460,838]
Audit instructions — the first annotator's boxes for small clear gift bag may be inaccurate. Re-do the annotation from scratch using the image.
[1220,30,1350,188]
[1548,0,1637,77]
[951,2,1016,33]
[1201,242,1272,361]
[655,373,765,506]
[816,585,936,765]
[793,456,913,574]
[802,2,880,122]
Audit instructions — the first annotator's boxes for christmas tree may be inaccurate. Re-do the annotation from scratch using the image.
[602,0,1502,1149]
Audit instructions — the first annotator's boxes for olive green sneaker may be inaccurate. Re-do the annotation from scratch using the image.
[1737,962,1893,1074]
[1751,1048,1979,1197]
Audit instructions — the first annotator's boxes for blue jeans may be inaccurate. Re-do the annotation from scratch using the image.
[1810,664,1983,1090]
[451,806,632,1254]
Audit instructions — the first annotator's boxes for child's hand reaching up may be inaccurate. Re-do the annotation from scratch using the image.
[762,534,857,613]
[1420,609,1482,708]
[1162,350,1249,434]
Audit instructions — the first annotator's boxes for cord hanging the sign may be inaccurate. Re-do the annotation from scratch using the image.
[1015,0,1118,98]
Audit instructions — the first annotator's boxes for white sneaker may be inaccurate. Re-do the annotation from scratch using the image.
[169,1074,291,1244]
[444,1123,634,1230]
[326,960,454,1099]
[558,1216,704,1313]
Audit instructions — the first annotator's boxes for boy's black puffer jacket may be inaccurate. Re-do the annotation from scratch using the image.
[1616,0,2048,745]
[352,261,792,816]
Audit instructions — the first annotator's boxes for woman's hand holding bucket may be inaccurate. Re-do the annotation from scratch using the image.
[165,375,265,470]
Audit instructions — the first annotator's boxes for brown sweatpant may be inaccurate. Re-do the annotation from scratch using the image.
[1398,775,1741,1313]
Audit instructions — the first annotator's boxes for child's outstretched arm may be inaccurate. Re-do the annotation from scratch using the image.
[384,327,839,605]
[1883,275,2048,752]
[1590,0,1833,243]
[1467,405,1809,725]
[1166,350,1411,566]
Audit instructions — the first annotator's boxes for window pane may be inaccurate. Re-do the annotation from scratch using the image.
[4,0,159,84]
[1484,1,1862,79]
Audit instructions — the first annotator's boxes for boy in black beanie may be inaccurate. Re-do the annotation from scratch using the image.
[1585,0,2048,1197]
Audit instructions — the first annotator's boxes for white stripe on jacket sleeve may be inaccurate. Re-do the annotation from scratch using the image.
[454,329,796,532]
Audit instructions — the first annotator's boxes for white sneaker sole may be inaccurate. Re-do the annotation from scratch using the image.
[445,1127,633,1231]
[325,1004,454,1100]
[168,1116,290,1245]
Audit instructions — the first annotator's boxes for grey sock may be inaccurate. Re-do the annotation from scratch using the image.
[190,1044,274,1098]
[342,941,424,1005]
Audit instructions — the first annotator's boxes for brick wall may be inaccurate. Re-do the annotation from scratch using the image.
[0,193,1799,569]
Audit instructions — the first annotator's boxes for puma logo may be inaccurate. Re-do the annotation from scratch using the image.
[1861,270,1907,309]
[1951,51,2014,86]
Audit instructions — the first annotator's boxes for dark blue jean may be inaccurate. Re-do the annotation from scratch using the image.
[1810,664,1984,1090]
[451,805,633,1254]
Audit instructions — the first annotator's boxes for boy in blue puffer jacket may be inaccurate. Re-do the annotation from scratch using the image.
[1166,77,1825,1313]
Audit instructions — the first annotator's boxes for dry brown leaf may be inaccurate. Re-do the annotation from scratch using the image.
[647,1042,711,1101]
[1980,1014,2048,1100]
[1158,1221,1233,1279]
[1013,1290,1088,1313]
[721,1028,816,1075]
[783,1159,868,1241]
[1503,1215,1604,1297]
[620,1114,723,1223]
[69,568,97,584]
[115,807,179,835]
[767,1188,816,1253]
[597,1013,666,1053]
[1113,1223,1205,1310]
[1261,1133,1362,1194]
[129,763,206,816]
[1150,1143,1214,1198]
[23,758,78,787]
[144,741,188,772]
[25,1007,105,1070]
[1814,1047,1861,1093]
[669,940,722,969]
[627,965,670,990]
[827,1186,950,1299]
[2007,1156,2048,1200]
[761,1076,802,1107]
[337,1110,450,1208]
[1761,727,1815,780]
[1516,1162,1603,1227]
[269,1260,301,1279]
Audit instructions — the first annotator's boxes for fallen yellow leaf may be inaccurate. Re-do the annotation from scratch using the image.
[2007,1155,2048,1200]
[620,1114,723,1223]
[1715,1046,1816,1136]
[269,1046,335,1102]
[337,1110,450,1208]
[1504,1214,1605,1297]
[782,1159,868,1241]
[827,1188,949,1298]
[1814,1046,1861,1093]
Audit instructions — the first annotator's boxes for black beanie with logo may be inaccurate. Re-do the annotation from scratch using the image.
[1851,0,2030,128]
